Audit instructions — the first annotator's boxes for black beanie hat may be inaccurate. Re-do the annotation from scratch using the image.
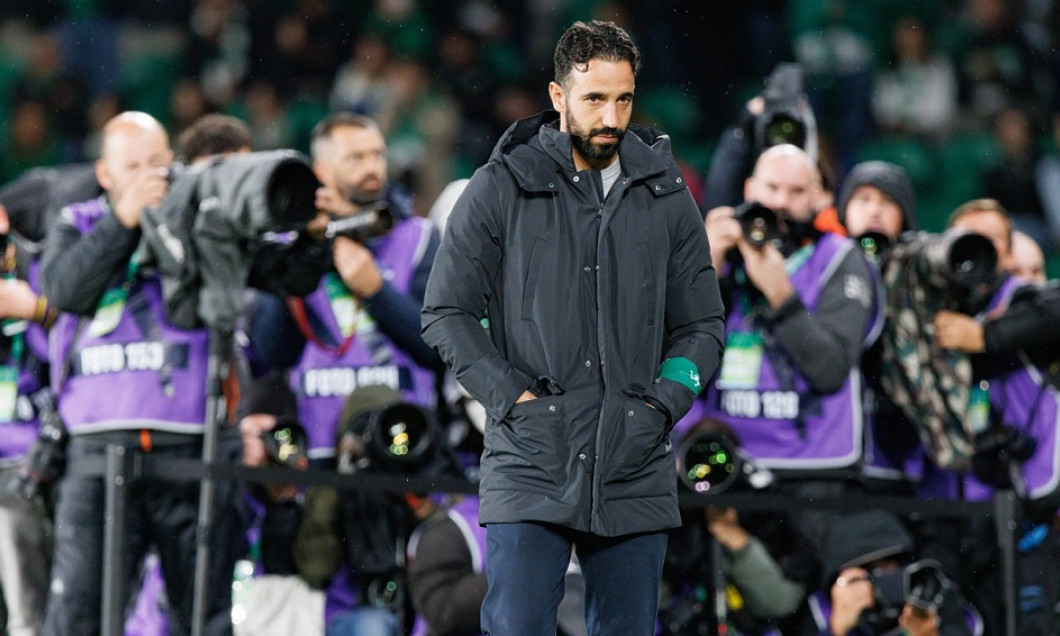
[837,161,917,232]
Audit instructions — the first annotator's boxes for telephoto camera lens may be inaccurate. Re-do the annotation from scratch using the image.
[734,201,781,250]
[856,231,891,260]
[764,115,806,148]
[371,403,433,466]
[921,229,997,290]
[677,432,739,494]
[324,205,396,241]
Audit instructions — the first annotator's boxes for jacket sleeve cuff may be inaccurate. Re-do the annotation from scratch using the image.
[645,358,702,429]
[487,367,535,422]
[763,293,804,326]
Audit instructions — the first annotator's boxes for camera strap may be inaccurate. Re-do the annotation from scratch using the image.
[287,296,357,356]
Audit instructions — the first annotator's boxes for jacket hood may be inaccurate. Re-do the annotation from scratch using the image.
[488,110,686,196]
[820,510,914,588]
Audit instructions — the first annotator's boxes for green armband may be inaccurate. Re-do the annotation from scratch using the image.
[658,357,702,394]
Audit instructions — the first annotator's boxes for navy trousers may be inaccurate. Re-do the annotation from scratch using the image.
[482,522,667,636]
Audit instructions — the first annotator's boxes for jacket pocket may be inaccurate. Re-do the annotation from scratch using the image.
[604,396,673,497]
[483,396,567,495]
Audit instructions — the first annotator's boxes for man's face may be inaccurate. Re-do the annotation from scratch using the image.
[844,185,904,239]
[549,59,634,170]
[950,210,1011,271]
[744,151,819,223]
[96,122,172,200]
[1009,232,1046,284]
[315,125,388,208]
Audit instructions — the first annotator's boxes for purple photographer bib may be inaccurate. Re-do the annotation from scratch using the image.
[50,198,209,434]
[704,234,876,469]
[289,217,437,458]
[919,276,1060,501]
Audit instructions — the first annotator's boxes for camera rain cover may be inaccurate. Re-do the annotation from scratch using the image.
[140,150,318,332]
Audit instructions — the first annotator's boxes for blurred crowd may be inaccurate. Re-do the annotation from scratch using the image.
[3,0,1060,246]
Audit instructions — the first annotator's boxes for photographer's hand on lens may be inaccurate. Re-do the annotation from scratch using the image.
[240,413,305,501]
[830,567,875,636]
[746,96,765,118]
[898,604,940,636]
[736,238,795,309]
[315,185,358,217]
[240,414,277,468]
[332,236,383,298]
[302,210,332,242]
[933,310,985,353]
[113,166,168,229]
[0,278,40,321]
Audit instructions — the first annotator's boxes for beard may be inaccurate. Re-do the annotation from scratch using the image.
[339,177,384,206]
[567,110,625,167]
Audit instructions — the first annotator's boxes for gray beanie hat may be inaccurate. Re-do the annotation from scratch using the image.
[837,161,917,232]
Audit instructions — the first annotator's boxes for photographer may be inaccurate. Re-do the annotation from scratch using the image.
[880,199,1060,634]
[292,385,454,635]
[406,493,589,636]
[824,161,927,486]
[233,373,323,636]
[702,145,879,504]
[0,201,60,636]
[1008,230,1045,284]
[662,418,814,635]
[701,63,818,213]
[246,113,441,465]
[37,111,262,635]
[804,510,978,636]
[0,162,100,248]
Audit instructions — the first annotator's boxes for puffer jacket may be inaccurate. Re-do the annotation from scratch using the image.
[422,110,725,536]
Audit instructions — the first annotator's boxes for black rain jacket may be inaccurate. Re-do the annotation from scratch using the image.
[421,111,725,536]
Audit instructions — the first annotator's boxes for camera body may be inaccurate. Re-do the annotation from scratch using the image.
[859,560,951,631]
[676,429,773,494]
[140,149,320,331]
[338,401,439,475]
[852,231,892,264]
[734,201,782,250]
[888,229,998,314]
[260,417,308,468]
[755,63,811,155]
[6,406,68,503]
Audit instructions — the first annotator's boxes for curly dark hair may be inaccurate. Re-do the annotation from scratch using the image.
[553,20,641,88]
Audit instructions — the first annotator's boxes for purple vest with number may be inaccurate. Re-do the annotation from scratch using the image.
[49,198,209,434]
[918,277,1060,502]
[704,234,877,469]
[289,217,436,459]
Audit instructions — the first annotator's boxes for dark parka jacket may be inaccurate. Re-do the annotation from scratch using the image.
[421,111,725,536]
